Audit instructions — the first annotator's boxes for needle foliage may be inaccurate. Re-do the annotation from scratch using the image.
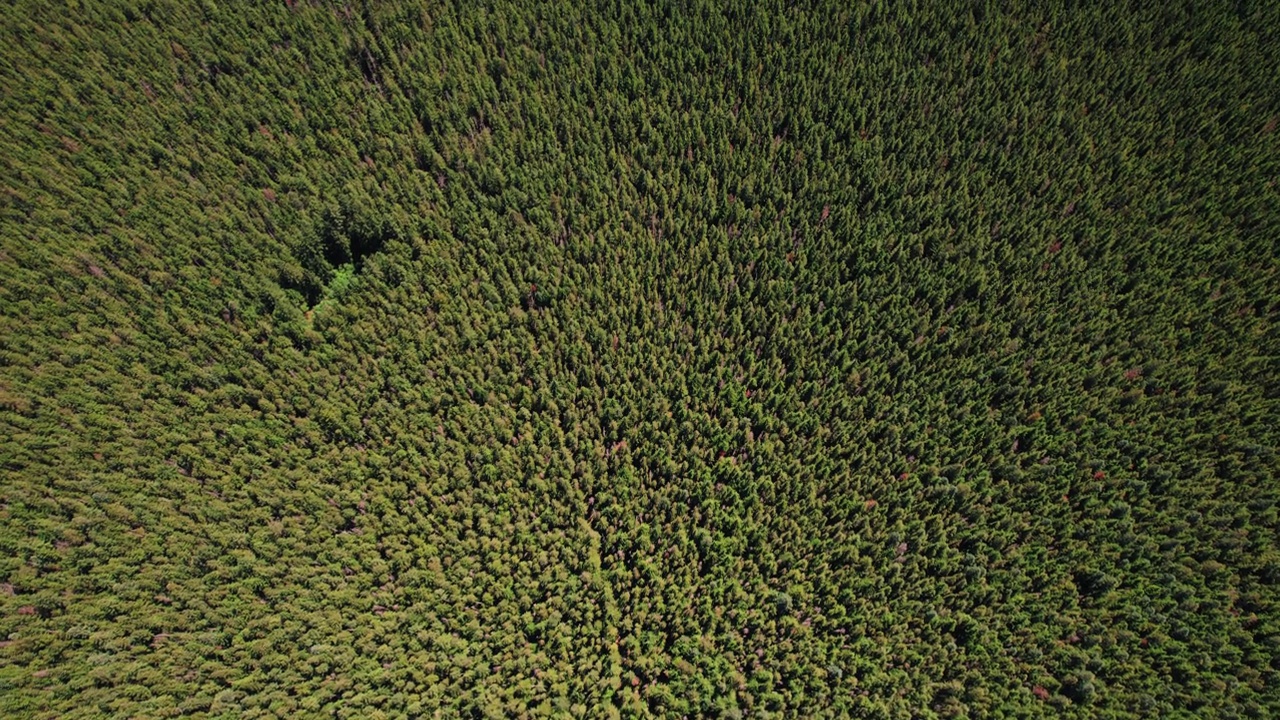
[2,1,1278,717]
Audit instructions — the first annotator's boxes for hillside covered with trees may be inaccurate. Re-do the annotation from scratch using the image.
[2,1,1278,717]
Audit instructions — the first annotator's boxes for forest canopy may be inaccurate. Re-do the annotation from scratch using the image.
[1,1,1278,718]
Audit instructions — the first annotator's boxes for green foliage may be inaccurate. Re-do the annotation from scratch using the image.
[1,0,1278,717]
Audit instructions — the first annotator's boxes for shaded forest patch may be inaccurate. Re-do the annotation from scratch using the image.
[281,201,395,307]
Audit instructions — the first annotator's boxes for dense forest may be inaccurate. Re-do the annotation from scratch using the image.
[2,1,1278,717]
